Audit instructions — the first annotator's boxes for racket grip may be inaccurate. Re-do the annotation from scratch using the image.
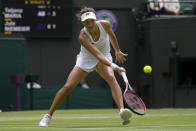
[121,72,128,83]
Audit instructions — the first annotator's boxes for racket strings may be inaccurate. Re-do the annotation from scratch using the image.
[124,92,146,115]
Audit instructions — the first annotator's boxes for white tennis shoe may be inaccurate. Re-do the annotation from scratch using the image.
[39,114,51,127]
[119,108,132,125]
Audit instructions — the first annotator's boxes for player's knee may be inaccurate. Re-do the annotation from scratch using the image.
[62,83,74,93]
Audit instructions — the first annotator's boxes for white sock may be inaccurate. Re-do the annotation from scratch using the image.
[120,108,124,112]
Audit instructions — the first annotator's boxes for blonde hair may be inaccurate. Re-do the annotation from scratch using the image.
[76,6,96,21]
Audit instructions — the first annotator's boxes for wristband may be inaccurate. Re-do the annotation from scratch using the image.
[110,63,118,70]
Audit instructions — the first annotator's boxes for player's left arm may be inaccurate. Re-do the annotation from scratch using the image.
[100,20,128,64]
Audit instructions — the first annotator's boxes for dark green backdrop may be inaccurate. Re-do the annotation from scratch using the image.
[0,37,26,111]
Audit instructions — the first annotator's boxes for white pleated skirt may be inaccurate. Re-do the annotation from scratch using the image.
[75,53,113,73]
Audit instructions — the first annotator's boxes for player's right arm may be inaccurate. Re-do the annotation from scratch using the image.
[78,29,125,73]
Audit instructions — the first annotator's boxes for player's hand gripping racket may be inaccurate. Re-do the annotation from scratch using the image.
[121,72,147,115]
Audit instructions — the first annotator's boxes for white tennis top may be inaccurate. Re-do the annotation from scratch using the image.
[76,21,112,72]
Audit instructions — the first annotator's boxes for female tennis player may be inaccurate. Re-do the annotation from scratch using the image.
[39,6,132,127]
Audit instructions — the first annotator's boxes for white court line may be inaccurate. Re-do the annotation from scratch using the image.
[0,126,196,131]
[0,124,196,128]
[0,113,196,121]
[167,124,196,127]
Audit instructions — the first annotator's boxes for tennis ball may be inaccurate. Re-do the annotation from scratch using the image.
[143,65,152,74]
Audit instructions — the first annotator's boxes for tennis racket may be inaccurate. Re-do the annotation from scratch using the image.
[121,72,147,115]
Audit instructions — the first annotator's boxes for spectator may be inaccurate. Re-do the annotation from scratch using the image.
[148,0,164,16]
[163,0,180,15]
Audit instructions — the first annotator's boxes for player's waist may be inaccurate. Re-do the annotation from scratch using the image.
[78,51,111,58]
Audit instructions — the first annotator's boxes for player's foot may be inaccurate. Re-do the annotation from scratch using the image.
[39,114,51,127]
[119,108,132,125]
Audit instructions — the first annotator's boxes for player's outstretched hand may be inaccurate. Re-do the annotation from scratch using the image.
[115,51,128,64]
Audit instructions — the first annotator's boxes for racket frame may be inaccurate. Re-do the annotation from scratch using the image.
[122,72,147,115]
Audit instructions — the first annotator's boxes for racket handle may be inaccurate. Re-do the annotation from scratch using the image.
[121,72,128,83]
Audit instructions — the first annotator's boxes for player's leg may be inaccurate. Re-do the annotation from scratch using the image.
[39,66,88,127]
[48,66,88,116]
[96,62,132,125]
[96,62,124,110]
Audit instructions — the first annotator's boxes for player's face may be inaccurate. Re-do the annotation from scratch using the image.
[82,19,96,29]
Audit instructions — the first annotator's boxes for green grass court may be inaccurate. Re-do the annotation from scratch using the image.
[0,109,196,131]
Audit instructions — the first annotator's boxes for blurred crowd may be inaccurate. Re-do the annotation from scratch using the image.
[148,0,180,16]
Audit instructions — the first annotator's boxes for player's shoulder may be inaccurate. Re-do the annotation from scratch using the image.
[98,20,111,31]
[78,29,89,43]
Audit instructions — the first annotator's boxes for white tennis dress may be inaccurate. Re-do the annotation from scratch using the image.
[76,21,112,72]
